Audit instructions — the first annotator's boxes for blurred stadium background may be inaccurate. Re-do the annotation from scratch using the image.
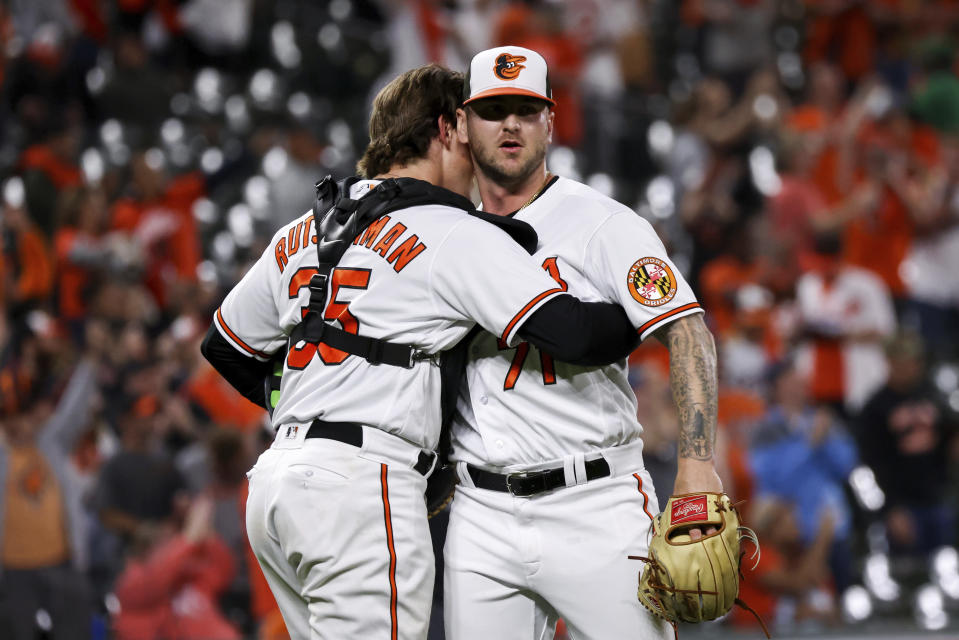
[1,0,958,639]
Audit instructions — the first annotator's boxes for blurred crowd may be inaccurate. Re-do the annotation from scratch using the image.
[1,0,958,638]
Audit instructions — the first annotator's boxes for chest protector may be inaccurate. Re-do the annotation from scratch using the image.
[269,175,539,427]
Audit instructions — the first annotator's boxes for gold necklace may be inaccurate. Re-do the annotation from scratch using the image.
[519,172,553,211]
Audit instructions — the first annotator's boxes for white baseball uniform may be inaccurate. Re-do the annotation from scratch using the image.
[216,180,567,639]
[445,176,704,640]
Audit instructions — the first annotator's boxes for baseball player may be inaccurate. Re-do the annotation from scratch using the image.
[444,46,724,639]
[201,64,641,640]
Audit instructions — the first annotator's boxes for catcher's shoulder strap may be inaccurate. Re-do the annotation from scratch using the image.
[265,176,540,415]
[288,175,478,369]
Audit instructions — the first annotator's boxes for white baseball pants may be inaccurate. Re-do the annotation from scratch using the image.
[444,451,671,640]
[246,426,434,640]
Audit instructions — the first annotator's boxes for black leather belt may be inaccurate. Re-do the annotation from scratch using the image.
[305,419,436,476]
[467,458,611,497]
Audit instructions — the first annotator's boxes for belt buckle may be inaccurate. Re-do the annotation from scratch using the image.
[505,471,547,497]
[408,350,438,368]
[504,473,524,497]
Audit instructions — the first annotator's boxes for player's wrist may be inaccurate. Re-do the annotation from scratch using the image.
[672,460,723,495]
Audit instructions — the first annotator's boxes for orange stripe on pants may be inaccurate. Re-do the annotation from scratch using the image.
[381,464,398,640]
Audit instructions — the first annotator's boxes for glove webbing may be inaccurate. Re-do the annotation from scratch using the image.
[628,552,770,640]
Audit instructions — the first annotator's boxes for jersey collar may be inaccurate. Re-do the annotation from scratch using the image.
[506,174,559,218]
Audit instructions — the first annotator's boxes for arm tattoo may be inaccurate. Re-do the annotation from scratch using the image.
[655,315,718,461]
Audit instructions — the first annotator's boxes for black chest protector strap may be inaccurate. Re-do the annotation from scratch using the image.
[288,175,487,368]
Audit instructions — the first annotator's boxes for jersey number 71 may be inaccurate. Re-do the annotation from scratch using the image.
[498,257,567,390]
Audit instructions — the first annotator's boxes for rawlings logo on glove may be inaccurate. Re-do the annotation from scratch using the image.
[630,492,768,638]
[670,495,708,524]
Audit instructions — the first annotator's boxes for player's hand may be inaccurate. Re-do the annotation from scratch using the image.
[672,460,724,540]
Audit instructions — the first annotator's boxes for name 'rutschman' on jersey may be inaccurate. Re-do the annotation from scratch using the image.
[214,181,566,451]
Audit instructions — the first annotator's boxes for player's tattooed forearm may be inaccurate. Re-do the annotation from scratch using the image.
[662,316,718,462]
[679,406,713,460]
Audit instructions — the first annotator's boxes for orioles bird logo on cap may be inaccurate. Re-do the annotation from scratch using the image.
[494,53,526,80]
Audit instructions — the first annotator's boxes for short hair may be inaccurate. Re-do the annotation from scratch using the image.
[357,64,464,178]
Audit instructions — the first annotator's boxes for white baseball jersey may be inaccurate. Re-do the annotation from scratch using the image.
[215,180,566,450]
[796,264,896,412]
[450,176,704,468]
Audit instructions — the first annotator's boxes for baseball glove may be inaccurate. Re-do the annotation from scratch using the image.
[631,492,766,636]
[424,463,457,519]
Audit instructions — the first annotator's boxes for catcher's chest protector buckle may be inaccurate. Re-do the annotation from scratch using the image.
[629,492,769,639]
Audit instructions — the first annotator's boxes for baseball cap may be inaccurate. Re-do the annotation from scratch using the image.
[464,46,554,106]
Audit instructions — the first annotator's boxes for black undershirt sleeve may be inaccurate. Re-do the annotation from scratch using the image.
[200,325,274,409]
[201,295,635,403]
[517,294,639,366]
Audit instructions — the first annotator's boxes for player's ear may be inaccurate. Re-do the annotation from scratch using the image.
[546,109,555,145]
[456,108,469,144]
[437,115,452,148]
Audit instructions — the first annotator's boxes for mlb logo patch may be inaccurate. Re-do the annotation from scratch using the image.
[284,425,299,439]
[671,495,708,524]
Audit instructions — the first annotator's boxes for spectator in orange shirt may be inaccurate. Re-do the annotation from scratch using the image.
[0,196,54,315]
[18,123,83,238]
[698,221,763,337]
[842,137,916,298]
[53,186,114,341]
[819,82,945,298]
[786,62,847,206]
[0,353,100,640]
[111,151,204,308]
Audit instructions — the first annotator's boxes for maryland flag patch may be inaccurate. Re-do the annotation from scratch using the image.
[628,257,676,307]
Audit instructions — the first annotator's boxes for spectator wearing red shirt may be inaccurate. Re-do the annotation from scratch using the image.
[113,494,241,640]
[111,151,204,308]
[53,187,113,340]
[18,124,83,238]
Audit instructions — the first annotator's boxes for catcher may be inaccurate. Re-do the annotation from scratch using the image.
[632,492,767,639]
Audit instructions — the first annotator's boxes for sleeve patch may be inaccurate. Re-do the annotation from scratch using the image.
[627,257,677,307]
